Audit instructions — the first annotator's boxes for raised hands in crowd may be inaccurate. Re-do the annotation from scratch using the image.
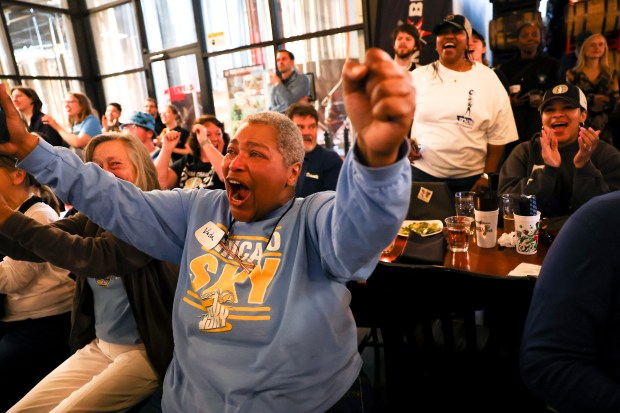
[540,124,601,169]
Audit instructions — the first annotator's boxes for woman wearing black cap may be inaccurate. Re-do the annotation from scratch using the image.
[408,14,518,194]
[498,83,620,218]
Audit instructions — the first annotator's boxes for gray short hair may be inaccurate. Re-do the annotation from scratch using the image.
[243,112,304,166]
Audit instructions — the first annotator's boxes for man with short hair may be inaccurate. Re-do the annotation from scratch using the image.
[392,23,421,72]
[102,102,122,132]
[0,48,414,412]
[143,97,165,135]
[268,49,311,113]
[285,102,342,197]
[122,111,160,159]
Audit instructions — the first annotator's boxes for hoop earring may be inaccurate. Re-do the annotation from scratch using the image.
[579,122,585,128]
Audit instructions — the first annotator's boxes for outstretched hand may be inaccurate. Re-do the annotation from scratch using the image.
[0,84,39,159]
[342,48,415,167]
[574,126,600,169]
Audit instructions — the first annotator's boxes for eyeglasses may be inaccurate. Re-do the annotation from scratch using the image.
[218,237,256,274]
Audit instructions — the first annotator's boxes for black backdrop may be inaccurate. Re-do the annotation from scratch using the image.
[372,0,453,65]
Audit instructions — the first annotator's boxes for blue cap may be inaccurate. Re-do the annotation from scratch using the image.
[122,111,156,133]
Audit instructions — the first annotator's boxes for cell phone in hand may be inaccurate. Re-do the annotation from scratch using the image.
[0,106,10,143]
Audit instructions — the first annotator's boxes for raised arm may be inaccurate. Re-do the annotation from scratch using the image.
[193,124,225,181]
[342,49,415,167]
[0,208,155,278]
[154,130,182,189]
[41,114,96,149]
[0,83,190,264]
[308,48,415,281]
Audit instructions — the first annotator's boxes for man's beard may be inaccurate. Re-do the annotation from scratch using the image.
[395,49,413,59]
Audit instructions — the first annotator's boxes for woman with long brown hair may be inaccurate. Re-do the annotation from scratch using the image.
[41,92,102,157]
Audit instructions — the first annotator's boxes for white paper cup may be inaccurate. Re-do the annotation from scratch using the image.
[514,211,541,255]
[474,209,499,248]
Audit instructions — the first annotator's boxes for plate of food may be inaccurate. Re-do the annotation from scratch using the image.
[398,220,444,237]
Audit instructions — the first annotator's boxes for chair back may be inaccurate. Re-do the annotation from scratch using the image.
[365,264,542,411]
[407,181,454,221]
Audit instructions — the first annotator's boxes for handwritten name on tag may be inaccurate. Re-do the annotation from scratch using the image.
[195,221,226,250]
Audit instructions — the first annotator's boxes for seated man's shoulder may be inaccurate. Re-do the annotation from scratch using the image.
[315,145,343,163]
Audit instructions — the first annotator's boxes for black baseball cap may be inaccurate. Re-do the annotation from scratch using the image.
[433,14,473,40]
[538,84,588,112]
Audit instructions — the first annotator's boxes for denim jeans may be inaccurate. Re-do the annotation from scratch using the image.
[325,369,375,413]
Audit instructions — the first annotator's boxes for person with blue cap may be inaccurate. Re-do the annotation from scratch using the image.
[122,111,160,159]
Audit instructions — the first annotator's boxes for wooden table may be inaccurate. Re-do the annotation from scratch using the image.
[351,230,550,412]
[380,229,549,278]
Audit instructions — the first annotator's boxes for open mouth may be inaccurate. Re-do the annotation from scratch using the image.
[551,122,568,132]
[227,179,251,205]
[443,42,456,49]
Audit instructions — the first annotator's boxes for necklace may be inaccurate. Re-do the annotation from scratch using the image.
[221,198,296,273]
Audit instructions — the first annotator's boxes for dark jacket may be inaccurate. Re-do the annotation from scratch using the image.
[496,53,560,153]
[498,134,620,217]
[295,145,343,197]
[29,111,67,148]
[0,212,178,380]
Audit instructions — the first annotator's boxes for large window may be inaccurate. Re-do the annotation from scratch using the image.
[86,0,120,8]
[16,0,68,8]
[3,5,80,77]
[141,0,197,52]
[101,72,148,123]
[0,0,368,153]
[0,25,15,75]
[278,0,363,38]
[89,3,143,75]
[152,54,202,131]
[1,3,81,122]
[200,0,272,51]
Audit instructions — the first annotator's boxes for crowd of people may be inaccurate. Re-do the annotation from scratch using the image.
[1,10,620,413]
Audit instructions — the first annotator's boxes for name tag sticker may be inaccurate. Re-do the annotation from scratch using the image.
[417,187,433,204]
[195,221,225,250]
